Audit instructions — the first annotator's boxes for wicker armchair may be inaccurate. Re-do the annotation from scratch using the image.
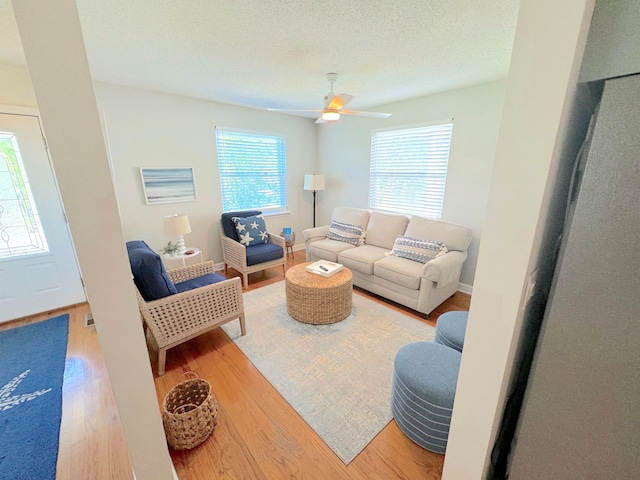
[220,210,286,288]
[127,241,245,375]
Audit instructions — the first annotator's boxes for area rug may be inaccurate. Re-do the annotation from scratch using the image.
[221,282,434,464]
[0,314,69,480]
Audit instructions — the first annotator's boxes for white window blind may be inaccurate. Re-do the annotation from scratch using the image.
[215,128,288,213]
[369,122,453,218]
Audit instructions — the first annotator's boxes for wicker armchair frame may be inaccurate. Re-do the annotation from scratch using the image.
[219,225,286,288]
[134,261,245,375]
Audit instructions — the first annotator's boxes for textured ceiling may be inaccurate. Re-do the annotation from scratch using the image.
[1,0,520,116]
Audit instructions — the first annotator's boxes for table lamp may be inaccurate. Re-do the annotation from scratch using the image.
[164,214,191,254]
[303,174,325,227]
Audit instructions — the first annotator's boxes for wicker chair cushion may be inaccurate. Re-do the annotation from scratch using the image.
[174,273,227,293]
[221,210,262,242]
[126,240,178,301]
[246,242,283,266]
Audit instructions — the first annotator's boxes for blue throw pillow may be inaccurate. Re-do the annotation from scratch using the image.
[232,214,269,246]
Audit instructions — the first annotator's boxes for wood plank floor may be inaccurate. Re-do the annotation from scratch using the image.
[6,249,470,479]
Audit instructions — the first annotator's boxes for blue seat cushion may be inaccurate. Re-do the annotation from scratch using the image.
[221,210,262,242]
[246,242,283,266]
[126,240,177,301]
[174,273,227,293]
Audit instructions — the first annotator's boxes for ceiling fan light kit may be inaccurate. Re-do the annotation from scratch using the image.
[321,110,340,121]
[267,73,391,123]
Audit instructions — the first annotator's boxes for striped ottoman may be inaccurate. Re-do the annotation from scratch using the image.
[434,311,468,352]
[391,342,462,454]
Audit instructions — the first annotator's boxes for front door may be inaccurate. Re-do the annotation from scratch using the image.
[0,112,85,323]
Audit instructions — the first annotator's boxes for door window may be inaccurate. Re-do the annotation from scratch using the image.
[0,132,49,258]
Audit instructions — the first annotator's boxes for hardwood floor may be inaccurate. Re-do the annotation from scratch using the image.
[1,303,134,480]
[7,249,470,479]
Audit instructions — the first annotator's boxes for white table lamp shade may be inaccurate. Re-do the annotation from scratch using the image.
[164,214,191,254]
[303,174,325,191]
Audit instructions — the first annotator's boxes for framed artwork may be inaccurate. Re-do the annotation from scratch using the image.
[140,167,196,205]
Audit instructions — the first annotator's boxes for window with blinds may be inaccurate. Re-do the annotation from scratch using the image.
[215,128,288,213]
[369,121,453,218]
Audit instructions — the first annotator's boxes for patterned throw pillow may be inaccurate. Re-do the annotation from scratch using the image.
[232,215,269,247]
[326,221,366,246]
[391,236,448,263]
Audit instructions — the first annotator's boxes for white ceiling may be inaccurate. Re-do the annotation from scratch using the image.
[1,0,520,116]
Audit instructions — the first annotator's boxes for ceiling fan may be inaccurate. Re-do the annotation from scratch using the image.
[267,73,392,123]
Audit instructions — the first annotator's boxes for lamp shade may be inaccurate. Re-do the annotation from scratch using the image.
[164,214,191,236]
[303,174,325,191]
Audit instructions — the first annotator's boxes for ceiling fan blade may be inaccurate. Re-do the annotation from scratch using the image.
[327,94,354,110]
[315,116,327,124]
[267,108,322,114]
[340,109,392,118]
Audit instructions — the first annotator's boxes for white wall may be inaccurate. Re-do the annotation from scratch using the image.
[316,80,506,287]
[442,1,594,478]
[95,83,316,262]
[0,63,37,107]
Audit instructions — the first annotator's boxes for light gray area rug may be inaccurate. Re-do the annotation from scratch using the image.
[221,281,435,464]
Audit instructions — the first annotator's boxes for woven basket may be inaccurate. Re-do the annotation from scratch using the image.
[162,372,218,450]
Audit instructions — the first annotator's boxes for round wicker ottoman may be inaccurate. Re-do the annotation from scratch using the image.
[391,341,461,454]
[285,262,353,324]
[434,311,469,352]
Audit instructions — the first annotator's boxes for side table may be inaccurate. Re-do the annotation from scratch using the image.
[163,247,202,267]
[282,231,295,258]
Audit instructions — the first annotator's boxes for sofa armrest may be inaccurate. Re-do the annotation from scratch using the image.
[302,225,329,246]
[422,250,467,286]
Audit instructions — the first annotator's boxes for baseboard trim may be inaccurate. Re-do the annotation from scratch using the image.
[458,283,473,295]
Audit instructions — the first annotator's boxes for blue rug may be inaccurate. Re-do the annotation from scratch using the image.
[0,315,69,480]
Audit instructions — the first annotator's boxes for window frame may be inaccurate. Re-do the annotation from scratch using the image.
[368,120,453,219]
[215,127,288,214]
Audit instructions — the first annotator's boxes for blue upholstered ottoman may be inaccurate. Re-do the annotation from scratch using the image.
[434,311,469,352]
[391,342,462,454]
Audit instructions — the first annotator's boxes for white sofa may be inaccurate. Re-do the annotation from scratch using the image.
[302,207,472,316]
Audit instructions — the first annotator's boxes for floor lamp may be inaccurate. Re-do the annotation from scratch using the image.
[303,174,325,227]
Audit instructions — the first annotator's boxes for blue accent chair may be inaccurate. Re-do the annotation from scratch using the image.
[220,210,286,288]
[126,240,245,375]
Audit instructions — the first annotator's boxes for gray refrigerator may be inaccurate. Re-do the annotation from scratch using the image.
[506,73,640,478]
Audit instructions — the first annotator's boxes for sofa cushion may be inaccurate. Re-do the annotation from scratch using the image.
[405,215,472,252]
[221,210,262,242]
[374,255,425,290]
[174,273,227,293]
[338,245,388,275]
[126,240,178,301]
[326,220,366,246]
[307,238,356,262]
[246,242,283,266]
[365,211,409,249]
[391,236,448,263]
[331,206,370,229]
[233,214,269,246]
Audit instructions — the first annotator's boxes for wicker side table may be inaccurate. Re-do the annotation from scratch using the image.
[285,262,353,324]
